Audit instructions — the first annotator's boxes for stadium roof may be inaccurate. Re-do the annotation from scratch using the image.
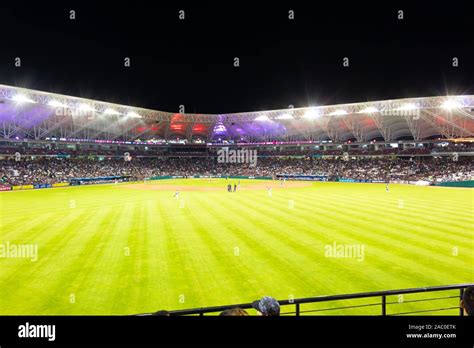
[0,84,473,142]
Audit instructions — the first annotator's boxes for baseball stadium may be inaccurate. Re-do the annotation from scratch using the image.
[0,84,473,316]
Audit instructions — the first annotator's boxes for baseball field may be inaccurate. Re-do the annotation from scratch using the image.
[0,179,472,315]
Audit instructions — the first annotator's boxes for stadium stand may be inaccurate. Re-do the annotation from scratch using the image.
[0,156,472,187]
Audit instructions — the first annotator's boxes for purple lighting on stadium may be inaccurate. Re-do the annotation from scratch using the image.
[212,123,227,134]
[210,118,289,140]
[0,102,54,127]
[211,121,229,139]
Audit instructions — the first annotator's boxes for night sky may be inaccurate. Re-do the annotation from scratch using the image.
[0,1,472,114]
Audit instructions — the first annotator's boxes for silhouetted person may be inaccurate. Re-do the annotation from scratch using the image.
[461,286,474,316]
[251,296,280,316]
[219,307,249,316]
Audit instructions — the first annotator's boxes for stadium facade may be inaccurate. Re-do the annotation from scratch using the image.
[0,84,473,145]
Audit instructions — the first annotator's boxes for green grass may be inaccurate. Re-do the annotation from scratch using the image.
[0,179,473,315]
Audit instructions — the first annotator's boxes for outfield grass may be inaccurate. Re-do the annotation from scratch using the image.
[0,179,473,315]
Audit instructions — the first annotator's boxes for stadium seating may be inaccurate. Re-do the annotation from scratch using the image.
[0,156,471,187]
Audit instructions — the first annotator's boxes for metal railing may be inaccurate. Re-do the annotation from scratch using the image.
[138,284,473,316]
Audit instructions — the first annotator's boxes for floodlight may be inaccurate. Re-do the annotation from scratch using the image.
[78,104,95,112]
[12,94,36,104]
[127,111,142,118]
[104,108,121,115]
[48,100,68,108]
[397,103,418,111]
[358,106,378,114]
[441,99,461,110]
[255,115,269,121]
[329,109,348,116]
[276,113,293,120]
[303,109,320,119]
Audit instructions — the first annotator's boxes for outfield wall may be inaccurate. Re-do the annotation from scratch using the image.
[277,174,328,181]
[147,175,273,180]
[2,176,473,191]
[434,180,474,188]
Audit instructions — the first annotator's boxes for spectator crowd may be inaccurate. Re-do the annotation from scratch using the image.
[0,155,471,186]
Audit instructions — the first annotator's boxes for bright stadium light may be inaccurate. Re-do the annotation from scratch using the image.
[48,100,68,108]
[78,103,96,112]
[276,113,293,120]
[329,109,348,116]
[441,99,461,110]
[255,115,269,121]
[12,94,36,104]
[104,108,121,115]
[397,103,418,111]
[303,109,320,119]
[358,106,378,114]
[127,111,142,118]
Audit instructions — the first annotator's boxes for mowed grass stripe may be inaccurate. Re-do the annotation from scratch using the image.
[0,207,115,314]
[202,193,341,301]
[33,205,126,314]
[206,192,447,315]
[283,191,471,282]
[172,193,266,308]
[0,208,97,288]
[233,186,466,276]
[326,192,473,236]
[236,190,471,286]
[194,191,341,302]
[235,188,472,316]
[289,189,473,245]
[207,192,393,299]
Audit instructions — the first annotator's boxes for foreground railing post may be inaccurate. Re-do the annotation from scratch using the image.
[382,295,386,316]
[295,303,300,316]
[460,289,464,316]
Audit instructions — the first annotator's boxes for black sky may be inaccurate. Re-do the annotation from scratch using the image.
[0,1,473,114]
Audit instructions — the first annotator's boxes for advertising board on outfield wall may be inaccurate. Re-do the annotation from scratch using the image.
[0,185,11,191]
[12,185,34,190]
[52,182,70,187]
[147,175,273,180]
[277,174,328,181]
[34,184,52,189]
